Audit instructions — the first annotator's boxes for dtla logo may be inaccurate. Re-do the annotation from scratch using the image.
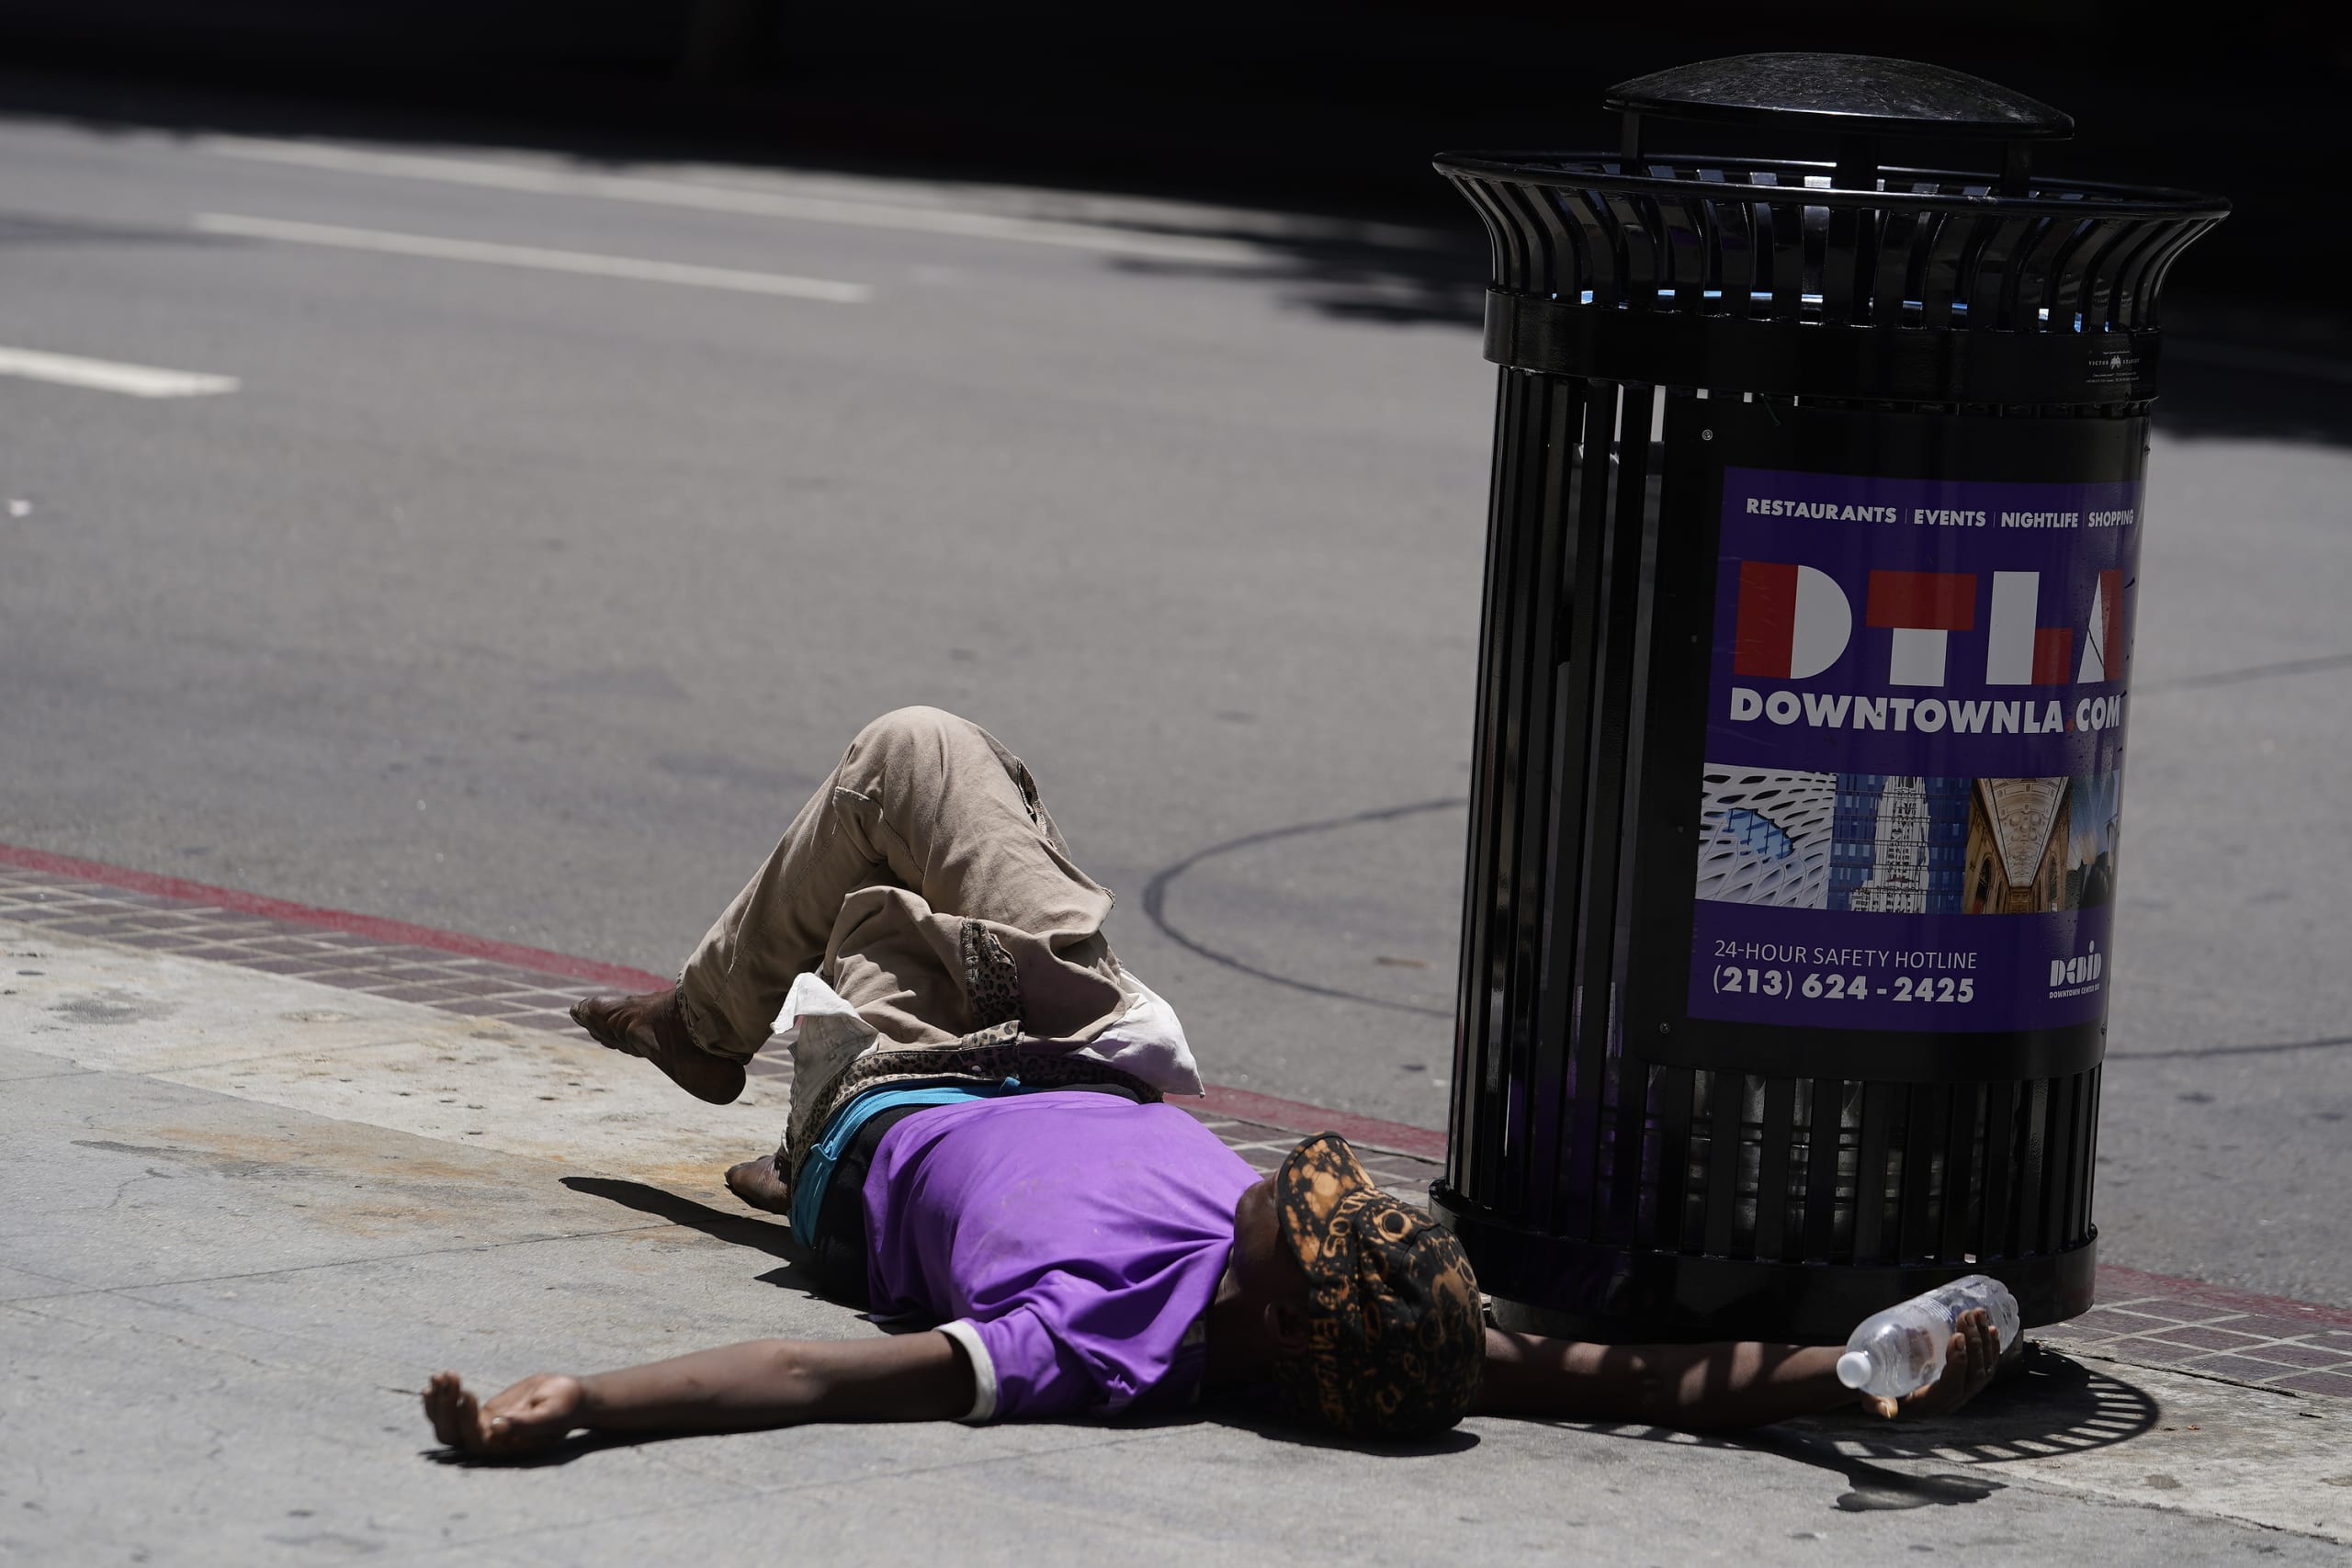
[1724,562,2129,736]
[1734,563,2124,687]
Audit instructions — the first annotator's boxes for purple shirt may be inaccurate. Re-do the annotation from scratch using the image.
[862,1092,1255,1421]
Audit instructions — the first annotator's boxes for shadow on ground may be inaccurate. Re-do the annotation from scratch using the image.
[1552,1346,2155,1513]
[1786,1343,2162,1464]
[560,1174,801,1263]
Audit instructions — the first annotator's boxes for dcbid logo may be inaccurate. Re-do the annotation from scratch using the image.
[2051,941,2103,989]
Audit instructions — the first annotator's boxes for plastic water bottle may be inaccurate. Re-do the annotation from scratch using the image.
[1835,1274,2021,1400]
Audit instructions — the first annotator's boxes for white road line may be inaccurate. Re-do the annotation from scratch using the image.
[192,136,1284,265]
[193,213,873,303]
[0,344,239,398]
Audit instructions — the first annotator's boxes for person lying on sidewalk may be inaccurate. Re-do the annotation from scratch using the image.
[422,707,2007,1460]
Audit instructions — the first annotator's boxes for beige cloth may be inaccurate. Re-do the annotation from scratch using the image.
[676,706,1196,1157]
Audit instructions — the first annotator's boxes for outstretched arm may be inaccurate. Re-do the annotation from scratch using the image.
[424,1332,974,1460]
[1472,1307,2003,1430]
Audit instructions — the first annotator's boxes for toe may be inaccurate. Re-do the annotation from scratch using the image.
[724,1155,790,1213]
[570,995,619,1042]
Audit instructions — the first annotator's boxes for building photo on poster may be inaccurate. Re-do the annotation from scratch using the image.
[1688,462,2140,1034]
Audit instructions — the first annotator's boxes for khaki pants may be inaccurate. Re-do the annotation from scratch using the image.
[676,705,1139,1071]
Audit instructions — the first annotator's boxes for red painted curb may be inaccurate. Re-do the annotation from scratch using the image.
[0,840,1451,1158]
[2093,1263,2352,1330]
[1204,1086,1439,1161]
[0,842,670,993]
[1197,1083,1448,1162]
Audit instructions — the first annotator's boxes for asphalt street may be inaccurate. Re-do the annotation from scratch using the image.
[0,112,2345,1302]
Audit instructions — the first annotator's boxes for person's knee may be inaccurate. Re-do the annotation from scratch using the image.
[838,707,982,800]
[853,706,972,761]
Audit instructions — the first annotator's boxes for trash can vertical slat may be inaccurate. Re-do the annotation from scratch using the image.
[1709,181,1759,319]
[1488,370,1550,1211]
[1801,1076,1842,1264]
[1655,1065,1696,1252]
[2077,1067,2104,1240]
[2042,1073,2081,1256]
[2086,220,2161,329]
[1940,1083,1984,1264]
[1565,385,1649,1225]
[2117,219,2197,325]
[1450,374,1517,1199]
[1512,380,1579,1233]
[1658,192,1712,311]
[1851,1082,1894,1262]
[1498,181,1566,297]
[1756,1074,1798,1259]
[1900,1082,1946,1259]
[1965,216,2035,322]
[2010,213,2081,328]
[1979,1079,2018,1260]
[1702,1072,1747,1255]
[1822,201,1866,322]
[1870,206,1922,327]
[1460,179,1530,293]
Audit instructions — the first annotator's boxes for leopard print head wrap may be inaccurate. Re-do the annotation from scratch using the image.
[1269,1133,1485,1440]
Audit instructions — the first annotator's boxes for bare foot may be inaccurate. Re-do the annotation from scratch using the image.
[726,1154,792,1215]
[571,988,747,1105]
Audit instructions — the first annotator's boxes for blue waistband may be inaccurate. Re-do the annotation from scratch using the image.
[789,1077,1044,1239]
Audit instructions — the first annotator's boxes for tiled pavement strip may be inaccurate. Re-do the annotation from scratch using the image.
[6,845,2352,1404]
[0,851,1443,1187]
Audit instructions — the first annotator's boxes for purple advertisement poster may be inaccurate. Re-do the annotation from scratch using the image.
[1690,465,2140,1033]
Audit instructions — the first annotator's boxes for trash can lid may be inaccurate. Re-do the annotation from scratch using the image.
[1606,52,2073,142]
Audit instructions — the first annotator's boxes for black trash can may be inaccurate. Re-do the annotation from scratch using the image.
[1430,53,2228,1342]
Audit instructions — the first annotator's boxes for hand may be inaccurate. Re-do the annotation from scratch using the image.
[1866,1306,2002,1420]
[424,1370,586,1459]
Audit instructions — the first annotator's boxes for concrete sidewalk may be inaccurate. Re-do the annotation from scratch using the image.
[5,899,2351,1564]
